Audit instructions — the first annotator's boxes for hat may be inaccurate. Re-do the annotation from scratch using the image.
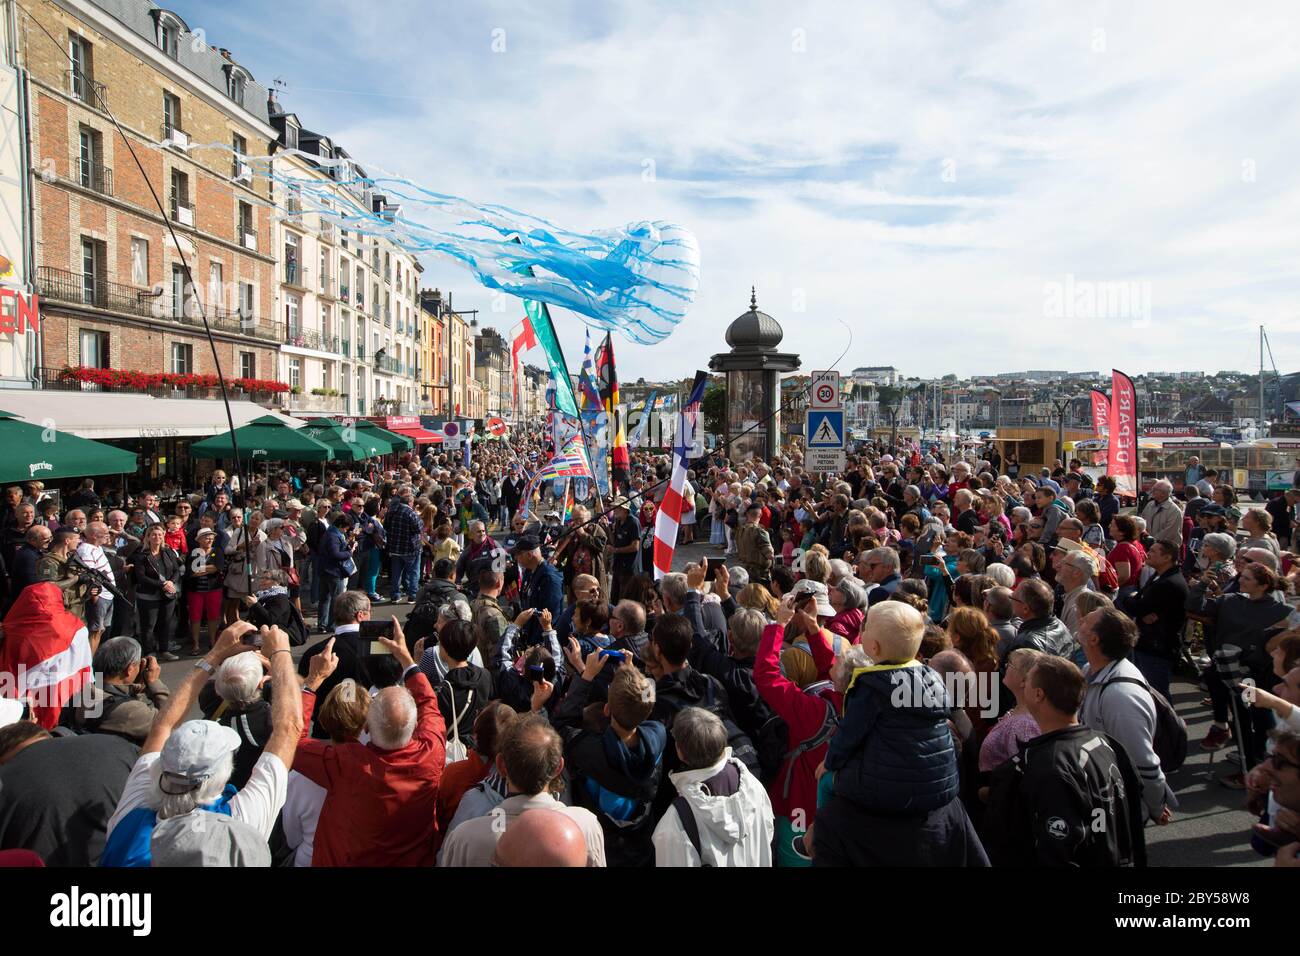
[791,579,835,617]
[881,454,894,462]
[1052,538,1083,553]
[285,498,304,511]
[195,528,217,540]
[1199,503,1227,518]
[512,534,541,556]
[151,813,271,867]
[159,720,241,794]
[610,496,630,511]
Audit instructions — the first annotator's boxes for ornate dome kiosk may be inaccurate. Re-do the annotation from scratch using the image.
[708,289,801,461]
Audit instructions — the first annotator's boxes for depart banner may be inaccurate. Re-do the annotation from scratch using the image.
[1107,369,1138,497]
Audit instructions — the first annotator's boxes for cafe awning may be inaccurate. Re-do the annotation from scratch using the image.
[0,409,139,483]
[0,391,306,440]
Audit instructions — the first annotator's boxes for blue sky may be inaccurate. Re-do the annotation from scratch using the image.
[172,0,1300,381]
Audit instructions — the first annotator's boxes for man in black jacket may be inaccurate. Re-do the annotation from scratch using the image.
[1121,539,1188,699]
[981,656,1146,867]
[645,614,758,801]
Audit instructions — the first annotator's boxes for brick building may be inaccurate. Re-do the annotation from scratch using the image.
[19,0,280,387]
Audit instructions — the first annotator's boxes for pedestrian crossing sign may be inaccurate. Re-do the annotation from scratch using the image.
[806,410,844,448]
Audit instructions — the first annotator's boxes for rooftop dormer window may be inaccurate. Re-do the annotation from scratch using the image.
[154,11,186,59]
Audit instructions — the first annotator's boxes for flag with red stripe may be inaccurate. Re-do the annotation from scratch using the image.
[510,316,538,412]
[0,583,94,729]
[653,370,709,579]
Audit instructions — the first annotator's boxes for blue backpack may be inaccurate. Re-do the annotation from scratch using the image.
[100,785,236,868]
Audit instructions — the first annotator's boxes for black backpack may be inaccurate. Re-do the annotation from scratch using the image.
[1098,675,1188,774]
[695,678,761,780]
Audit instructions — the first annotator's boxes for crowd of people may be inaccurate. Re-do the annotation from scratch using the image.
[1,432,1299,869]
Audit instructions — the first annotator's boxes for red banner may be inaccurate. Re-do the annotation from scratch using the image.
[1090,388,1110,437]
[1107,370,1138,498]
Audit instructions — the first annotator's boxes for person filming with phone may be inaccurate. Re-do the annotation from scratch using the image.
[298,590,375,739]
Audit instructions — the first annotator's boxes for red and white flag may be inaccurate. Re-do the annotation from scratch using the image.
[0,583,93,729]
[653,371,709,579]
[510,317,538,412]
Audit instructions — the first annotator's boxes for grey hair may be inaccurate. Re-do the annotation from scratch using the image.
[258,567,289,587]
[1010,506,1032,523]
[726,566,750,590]
[1151,479,1173,495]
[438,599,472,624]
[659,572,688,609]
[147,751,234,821]
[839,644,871,671]
[368,685,418,749]
[867,547,899,573]
[1202,532,1237,560]
[728,608,766,658]
[836,576,869,611]
[1062,551,1097,576]
[469,520,486,534]
[672,706,728,771]
[94,636,142,679]
[905,484,922,499]
[985,563,1015,588]
[828,559,852,586]
[215,652,263,705]
[333,590,372,624]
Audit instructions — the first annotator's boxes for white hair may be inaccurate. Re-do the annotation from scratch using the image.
[985,563,1016,588]
[1151,479,1173,495]
[828,559,852,586]
[215,652,264,705]
[438,599,472,624]
[368,686,417,750]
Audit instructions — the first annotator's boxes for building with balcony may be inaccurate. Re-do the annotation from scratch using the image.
[474,325,510,418]
[420,288,475,418]
[267,97,422,418]
[19,0,280,391]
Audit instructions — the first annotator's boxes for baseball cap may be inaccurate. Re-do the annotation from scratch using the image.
[791,579,835,617]
[159,720,241,795]
[1199,503,1227,518]
[512,534,541,556]
[285,498,304,511]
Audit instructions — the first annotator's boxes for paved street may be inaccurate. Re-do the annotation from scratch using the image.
[155,533,1267,867]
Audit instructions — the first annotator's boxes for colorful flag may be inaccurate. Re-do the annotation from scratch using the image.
[1090,388,1111,437]
[595,332,629,489]
[629,390,657,447]
[577,330,604,411]
[1107,370,1138,498]
[0,584,93,729]
[523,299,578,419]
[653,370,709,579]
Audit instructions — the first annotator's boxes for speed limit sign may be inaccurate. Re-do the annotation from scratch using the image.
[810,370,841,409]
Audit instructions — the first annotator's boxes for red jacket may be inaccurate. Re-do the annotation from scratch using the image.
[295,669,446,866]
[753,623,842,823]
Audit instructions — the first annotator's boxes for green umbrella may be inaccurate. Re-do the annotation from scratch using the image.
[0,409,138,483]
[355,420,414,453]
[300,418,393,461]
[190,415,334,462]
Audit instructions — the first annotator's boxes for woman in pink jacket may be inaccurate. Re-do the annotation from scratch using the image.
[754,598,857,867]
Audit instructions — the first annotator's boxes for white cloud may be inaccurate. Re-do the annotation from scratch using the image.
[198,0,1300,380]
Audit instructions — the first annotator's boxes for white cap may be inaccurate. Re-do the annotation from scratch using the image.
[791,578,835,617]
[159,720,241,794]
